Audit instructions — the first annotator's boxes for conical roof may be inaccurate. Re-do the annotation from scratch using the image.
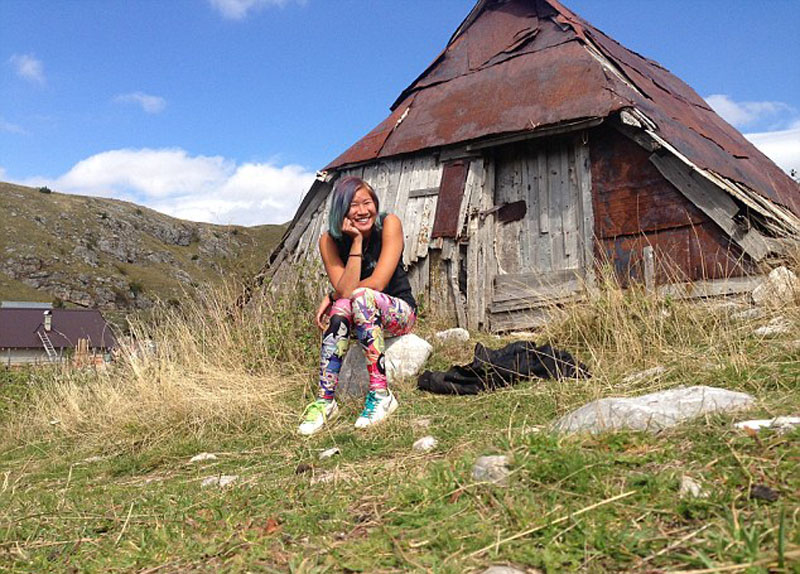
[326,0,799,217]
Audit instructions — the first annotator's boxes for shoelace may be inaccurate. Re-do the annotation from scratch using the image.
[303,401,327,422]
[361,392,380,418]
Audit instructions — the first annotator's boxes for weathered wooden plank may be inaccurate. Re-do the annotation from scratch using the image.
[428,249,455,323]
[536,150,552,272]
[649,153,770,261]
[549,141,566,272]
[481,158,496,329]
[294,203,324,263]
[408,187,440,199]
[464,159,484,330]
[403,159,425,265]
[489,286,581,313]
[575,138,595,284]
[563,141,579,267]
[657,275,762,300]
[445,239,467,328]
[416,195,437,260]
[643,245,655,292]
[538,150,550,235]
[415,252,430,304]
[493,269,582,303]
[489,307,551,332]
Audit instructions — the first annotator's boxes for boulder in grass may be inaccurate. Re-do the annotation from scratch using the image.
[472,455,510,486]
[552,385,754,434]
[751,266,799,307]
[338,334,432,399]
[434,327,470,344]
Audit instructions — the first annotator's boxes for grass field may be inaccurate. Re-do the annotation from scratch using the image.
[1,268,798,573]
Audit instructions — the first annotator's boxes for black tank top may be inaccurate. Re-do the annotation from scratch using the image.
[335,214,416,310]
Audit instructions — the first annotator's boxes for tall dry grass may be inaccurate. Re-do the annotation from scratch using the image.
[3,255,798,449]
[2,269,326,448]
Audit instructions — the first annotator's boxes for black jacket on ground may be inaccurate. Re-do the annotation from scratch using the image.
[417,341,589,395]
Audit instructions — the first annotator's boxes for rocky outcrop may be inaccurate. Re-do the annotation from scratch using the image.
[0,181,286,311]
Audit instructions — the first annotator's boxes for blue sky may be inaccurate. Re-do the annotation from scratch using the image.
[2,0,798,225]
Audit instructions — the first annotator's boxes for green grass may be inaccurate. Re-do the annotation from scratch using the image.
[1,276,799,572]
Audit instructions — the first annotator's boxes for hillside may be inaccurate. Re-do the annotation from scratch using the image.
[0,181,286,312]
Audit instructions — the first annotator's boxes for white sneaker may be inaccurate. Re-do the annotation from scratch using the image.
[298,399,338,436]
[354,390,398,429]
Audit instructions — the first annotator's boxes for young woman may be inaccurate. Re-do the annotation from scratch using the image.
[298,176,417,435]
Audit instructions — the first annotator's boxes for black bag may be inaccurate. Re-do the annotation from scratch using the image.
[417,341,589,395]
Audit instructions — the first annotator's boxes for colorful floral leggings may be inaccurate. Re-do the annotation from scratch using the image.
[318,287,416,399]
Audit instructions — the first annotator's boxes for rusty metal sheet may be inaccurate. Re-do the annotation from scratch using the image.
[591,126,706,236]
[390,42,623,159]
[431,160,469,238]
[596,221,747,287]
[327,0,799,220]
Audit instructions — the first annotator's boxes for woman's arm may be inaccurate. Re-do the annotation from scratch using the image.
[357,214,404,292]
[319,228,363,298]
[319,214,404,298]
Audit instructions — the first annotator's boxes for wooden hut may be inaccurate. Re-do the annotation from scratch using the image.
[260,0,800,331]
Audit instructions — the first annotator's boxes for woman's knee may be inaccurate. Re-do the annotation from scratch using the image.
[350,288,379,322]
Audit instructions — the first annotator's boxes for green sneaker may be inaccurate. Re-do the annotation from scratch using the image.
[298,399,338,436]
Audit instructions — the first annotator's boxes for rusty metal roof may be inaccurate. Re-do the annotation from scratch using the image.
[0,308,116,350]
[326,0,799,217]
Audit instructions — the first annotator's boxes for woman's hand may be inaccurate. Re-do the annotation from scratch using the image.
[341,215,362,239]
[315,294,332,330]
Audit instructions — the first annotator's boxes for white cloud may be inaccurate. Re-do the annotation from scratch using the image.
[0,166,7,180]
[745,125,800,177]
[706,94,795,130]
[0,117,26,134]
[17,148,314,225]
[9,53,45,85]
[114,92,167,114]
[208,0,301,20]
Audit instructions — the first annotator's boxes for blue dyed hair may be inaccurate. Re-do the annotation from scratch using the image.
[328,176,382,240]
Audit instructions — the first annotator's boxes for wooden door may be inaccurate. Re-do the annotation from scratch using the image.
[489,136,593,330]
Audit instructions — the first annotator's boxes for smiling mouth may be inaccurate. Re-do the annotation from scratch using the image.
[353,216,371,225]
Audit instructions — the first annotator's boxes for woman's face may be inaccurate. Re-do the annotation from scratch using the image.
[347,187,378,234]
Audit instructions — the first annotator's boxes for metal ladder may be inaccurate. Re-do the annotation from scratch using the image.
[38,330,58,362]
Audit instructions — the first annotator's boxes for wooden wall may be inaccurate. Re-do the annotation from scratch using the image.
[590,126,749,286]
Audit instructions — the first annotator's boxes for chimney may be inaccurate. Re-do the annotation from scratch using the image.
[43,310,52,332]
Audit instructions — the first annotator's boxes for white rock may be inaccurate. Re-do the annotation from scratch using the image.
[319,447,341,460]
[751,266,800,307]
[339,333,433,398]
[82,456,105,463]
[412,417,432,429]
[621,365,666,385]
[190,452,217,463]
[552,385,755,434]
[679,475,708,498]
[472,455,510,486]
[434,328,470,344]
[218,475,238,487]
[412,436,438,452]
[753,317,791,337]
[385,334,434,380]
[732,308,765,321]
[734,416,800,432]
[201,474,238,488]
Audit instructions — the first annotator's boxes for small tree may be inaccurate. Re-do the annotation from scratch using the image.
[38,186,52,194]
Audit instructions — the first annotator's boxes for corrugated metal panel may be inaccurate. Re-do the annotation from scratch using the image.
[590,127,750,284]
[324,0,799,219]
